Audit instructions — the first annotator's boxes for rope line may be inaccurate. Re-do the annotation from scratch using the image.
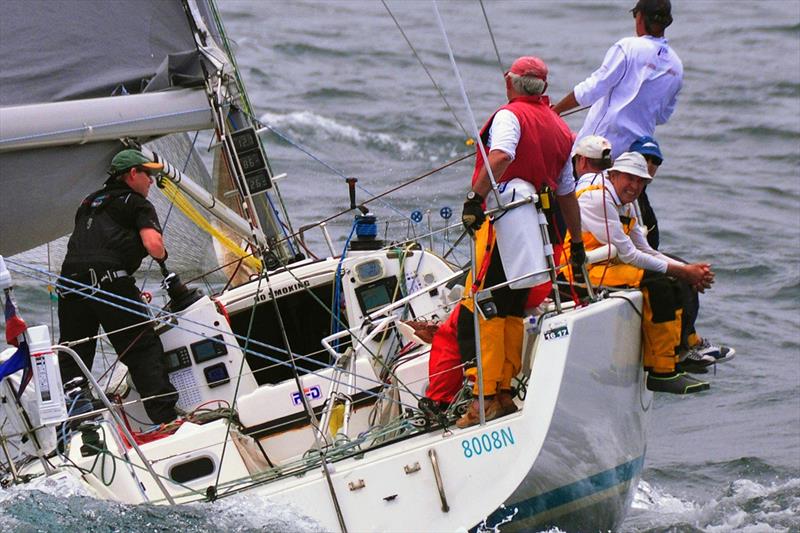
[478,0,505,76]
[256,119,407,219]
[381,0,472,143]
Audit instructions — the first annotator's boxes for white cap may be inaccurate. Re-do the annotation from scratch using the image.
[573,135,612,159]
[608,152,653,180]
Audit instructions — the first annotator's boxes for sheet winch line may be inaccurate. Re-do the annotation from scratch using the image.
[185,150,474,284]
[6,261,426,414]
[380,0,473,144]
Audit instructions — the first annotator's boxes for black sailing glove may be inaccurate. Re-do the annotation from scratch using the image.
[570,240,587,283]
[461,191,485,236]
[156,249,170,278]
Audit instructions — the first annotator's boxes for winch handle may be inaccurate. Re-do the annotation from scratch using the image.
[346,177,358,210]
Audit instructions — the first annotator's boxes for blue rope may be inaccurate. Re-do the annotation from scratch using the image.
[331,221,358,346]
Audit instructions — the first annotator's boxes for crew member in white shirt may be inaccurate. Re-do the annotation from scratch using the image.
[564,152,720,394]
[552,0,682,158]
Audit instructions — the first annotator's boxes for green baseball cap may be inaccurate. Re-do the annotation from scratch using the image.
[109,149,164,176]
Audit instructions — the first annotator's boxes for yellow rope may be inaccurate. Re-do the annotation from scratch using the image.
[159,179,262,272]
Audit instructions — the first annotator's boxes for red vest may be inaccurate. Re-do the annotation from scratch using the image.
[471,95,574,191]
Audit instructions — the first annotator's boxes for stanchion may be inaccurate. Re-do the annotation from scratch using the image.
[469,236,486,426]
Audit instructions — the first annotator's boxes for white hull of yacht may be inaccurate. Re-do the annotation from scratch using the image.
[4,293,649,531]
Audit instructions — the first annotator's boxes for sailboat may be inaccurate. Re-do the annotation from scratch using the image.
[0,1,649,531]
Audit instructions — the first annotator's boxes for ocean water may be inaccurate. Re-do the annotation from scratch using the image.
[2,0,799,531]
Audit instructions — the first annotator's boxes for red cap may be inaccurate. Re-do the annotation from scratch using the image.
[508,56,548,81]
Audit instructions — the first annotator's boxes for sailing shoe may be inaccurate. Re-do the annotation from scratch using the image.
[646,372,710,395]
[688,338,736,363]
[497,390,519,416]
[455,397,502,429]
[676,348,715,374]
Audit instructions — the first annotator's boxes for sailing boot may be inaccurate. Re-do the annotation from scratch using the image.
[496,389,518,416]
[456,396,502,428]
[646,371,710,394]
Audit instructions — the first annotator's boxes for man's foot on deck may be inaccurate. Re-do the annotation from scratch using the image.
[497,390,519,415]
[455,397,502,428]
[647,372,710,394]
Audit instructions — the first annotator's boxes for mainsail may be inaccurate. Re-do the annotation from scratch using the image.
[0,0,293,266]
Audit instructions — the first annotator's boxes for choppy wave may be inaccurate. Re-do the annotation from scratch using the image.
[625,477,800,532]
[261,110,419,155]
[274,42,352,59]
[0,474,325,532]
[729,125,799,140]
[301,87,372,100]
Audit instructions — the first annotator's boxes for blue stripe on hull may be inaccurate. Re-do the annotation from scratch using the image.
[488,455,645,527]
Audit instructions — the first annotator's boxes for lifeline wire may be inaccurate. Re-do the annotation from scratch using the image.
[380,0,472,142]
[6,259,426,412]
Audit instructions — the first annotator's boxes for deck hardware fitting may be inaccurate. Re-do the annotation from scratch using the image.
[348,479,366,491]
[428,449,449,512]
[404,462,421,474]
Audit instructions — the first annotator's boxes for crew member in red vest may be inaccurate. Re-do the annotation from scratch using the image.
[456,56,585,428]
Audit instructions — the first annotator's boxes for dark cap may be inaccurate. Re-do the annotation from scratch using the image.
[631,0,673,28]
[629,136,663,164]
[109,149,164,176]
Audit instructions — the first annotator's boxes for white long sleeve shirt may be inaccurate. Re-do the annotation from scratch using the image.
[573,35,683,158]
[575,172,678,273]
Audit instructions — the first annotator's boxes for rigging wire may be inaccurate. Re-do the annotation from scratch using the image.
[6,260,429,412]
[255,119,407,220]
[478,0,505,76]
[430,1,501,206]
[560,105,591,118]
[380,0,473,144]
[184,150,474,283]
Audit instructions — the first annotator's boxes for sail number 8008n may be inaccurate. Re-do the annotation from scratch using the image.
[461,427,515,459]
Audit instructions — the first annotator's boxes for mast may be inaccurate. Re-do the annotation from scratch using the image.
[183,0,297,269]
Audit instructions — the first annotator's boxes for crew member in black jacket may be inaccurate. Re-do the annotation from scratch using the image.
[58,148,178,424]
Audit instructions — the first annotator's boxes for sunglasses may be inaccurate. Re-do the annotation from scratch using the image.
[643,155,662,167]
